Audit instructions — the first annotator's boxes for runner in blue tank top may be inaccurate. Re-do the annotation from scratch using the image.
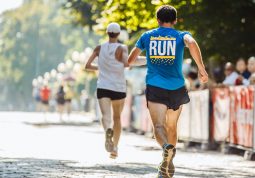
[128,5,208,178]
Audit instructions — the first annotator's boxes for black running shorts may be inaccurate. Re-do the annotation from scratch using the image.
[145,84,190,111]
[97,88,126,100]
[41,100,49,105]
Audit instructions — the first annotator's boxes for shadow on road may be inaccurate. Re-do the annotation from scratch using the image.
[176,165,254,178]
[1,157,255,177]
[0,157,156,178]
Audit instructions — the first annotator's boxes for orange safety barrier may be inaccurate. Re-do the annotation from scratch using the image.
[211,86,254,150]
[229,86,254,148]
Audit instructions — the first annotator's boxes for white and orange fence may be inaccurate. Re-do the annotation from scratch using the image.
[121,86,255,155]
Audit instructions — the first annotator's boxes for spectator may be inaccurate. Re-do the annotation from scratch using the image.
[236,58,251,79]
[234,58,250,85]
[248,56,255,75]
[213,66,224,84]
[187,67,200,91]
[64,84,74,118]
[40,84,51,113]
[32,86,41,111]
[248,56,255,84]
[80,90,88,112]
[249,73,255,85]
[56,85,65,121]
[223,62,239,86]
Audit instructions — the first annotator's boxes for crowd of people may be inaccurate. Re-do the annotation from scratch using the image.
[183,56,255,91]
[32,83,74,120]
[223,56,255,86]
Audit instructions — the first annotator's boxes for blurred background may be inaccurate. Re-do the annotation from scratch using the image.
[0,0,254,111]
[0,1,255,177]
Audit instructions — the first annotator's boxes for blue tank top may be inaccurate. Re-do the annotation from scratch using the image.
[136,27,191,90]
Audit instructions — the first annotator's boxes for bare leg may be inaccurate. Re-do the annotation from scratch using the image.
[112,99,125,148]
[98,98,112,130]
[147,101,168,147]
[165,106,182,146]
[66,102,71,118]
[98,98,114,152]
[58,104,64,122]
[42,104,49,122]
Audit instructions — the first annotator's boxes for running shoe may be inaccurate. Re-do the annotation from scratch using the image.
[105,128,114,152]
[110,147,118,159]
[158,144,176,178]
[157,170,168,178]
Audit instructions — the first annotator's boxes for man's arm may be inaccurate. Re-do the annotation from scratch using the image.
[128,47,144,65]
[116,46,146,67]
[85,46,100,71]
[184,34,208,83]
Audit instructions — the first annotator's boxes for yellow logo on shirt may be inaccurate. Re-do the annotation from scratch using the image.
[149,36,176,65]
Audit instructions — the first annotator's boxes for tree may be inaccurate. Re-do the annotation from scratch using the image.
[63,0,108,31]
[62,0,255,63]
[0,0,100,109]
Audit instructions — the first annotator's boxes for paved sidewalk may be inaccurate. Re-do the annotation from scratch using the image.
[0,112,255,178]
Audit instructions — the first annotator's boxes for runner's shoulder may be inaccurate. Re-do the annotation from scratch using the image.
[176,30,192,38]
[116,44,128,53]
[94,45,101,50]
[143,28,159,35]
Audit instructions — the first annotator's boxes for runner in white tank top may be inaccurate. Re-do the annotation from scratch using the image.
[97,41,126,93]
[86,23,146,159]
[85,22,129,159]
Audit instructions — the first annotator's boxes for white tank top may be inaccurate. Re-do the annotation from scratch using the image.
[97,42,126,92]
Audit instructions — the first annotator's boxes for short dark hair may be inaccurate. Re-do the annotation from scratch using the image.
[156,5,177,23]
[108,32,119,38]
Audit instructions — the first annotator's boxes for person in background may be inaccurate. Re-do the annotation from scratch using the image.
[33,86,41,112]
[236,58,251,79]
[249,73,255,85]
[56,85,65,121]
[235,58,250,85]
[222,62,239,86]
[80,90,88,112]
[187,67,200,91]
[248,56,255,83]
[64,84,74,118]
[40,84,51,115]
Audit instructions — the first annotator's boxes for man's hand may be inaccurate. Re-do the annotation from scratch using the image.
[198,67,208,83]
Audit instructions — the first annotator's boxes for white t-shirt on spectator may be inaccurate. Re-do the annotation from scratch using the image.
[223,71,239,85]
[242,78,250,85]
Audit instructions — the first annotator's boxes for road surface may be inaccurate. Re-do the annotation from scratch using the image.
[0,112,254,178]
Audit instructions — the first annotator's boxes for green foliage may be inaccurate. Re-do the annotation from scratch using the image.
[63,0,255,63]
[63,0,108,31]
[0,0,100,109]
